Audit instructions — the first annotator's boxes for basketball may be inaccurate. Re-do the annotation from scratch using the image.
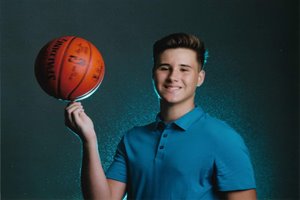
[35,36,105,101]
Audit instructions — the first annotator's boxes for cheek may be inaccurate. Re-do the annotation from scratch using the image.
[153,73,164,83]
[152,76,161,89]
[184,75,199,87]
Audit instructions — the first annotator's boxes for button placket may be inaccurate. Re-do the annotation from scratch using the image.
[156,125,170,159]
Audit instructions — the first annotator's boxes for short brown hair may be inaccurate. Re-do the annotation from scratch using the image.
[153,33,207,69]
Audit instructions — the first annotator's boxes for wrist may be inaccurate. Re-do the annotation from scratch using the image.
[81,130,98,146]
[82,138,98,151]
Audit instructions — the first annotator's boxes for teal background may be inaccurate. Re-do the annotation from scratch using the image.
[1,0,299,199]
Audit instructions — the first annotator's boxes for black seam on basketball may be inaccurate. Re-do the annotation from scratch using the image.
[73,67,104,101]
[72,49,105,100]
[67,40,93,100]
[74,66,104,100]
[73,84,101,101]
[57,36,77,99]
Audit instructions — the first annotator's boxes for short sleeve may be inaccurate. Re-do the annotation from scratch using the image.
[214,130,256,191]
[106,136,128,183]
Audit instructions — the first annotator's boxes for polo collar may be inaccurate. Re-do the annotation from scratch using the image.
[154,106,205,132]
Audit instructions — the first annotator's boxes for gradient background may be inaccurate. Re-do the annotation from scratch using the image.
[1,0,299,199]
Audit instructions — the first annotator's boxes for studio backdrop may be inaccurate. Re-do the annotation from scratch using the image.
[1,0,299,199]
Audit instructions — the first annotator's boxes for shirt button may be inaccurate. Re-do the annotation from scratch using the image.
[163,134,168,138]
[159,146,164,149]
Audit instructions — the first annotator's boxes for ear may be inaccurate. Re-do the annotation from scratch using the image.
[197,70,205,87]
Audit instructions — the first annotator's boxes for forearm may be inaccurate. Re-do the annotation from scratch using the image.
[81,135,111,200]
[225,189,257,200]
[64,102,118,199]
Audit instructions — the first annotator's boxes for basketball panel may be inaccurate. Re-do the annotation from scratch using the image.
[58,37,91,100]
[69,43,105,100]
[35,36,74,99]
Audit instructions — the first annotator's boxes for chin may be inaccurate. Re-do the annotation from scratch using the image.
[160,97,182,105]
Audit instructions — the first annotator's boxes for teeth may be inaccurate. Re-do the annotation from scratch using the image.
[165,86,181,90]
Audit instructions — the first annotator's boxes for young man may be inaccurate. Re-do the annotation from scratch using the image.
[65,33,257,199]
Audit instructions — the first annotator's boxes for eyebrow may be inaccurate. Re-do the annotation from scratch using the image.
[157,63,171,67]
[157,63,192,68]
[179,64,192,68]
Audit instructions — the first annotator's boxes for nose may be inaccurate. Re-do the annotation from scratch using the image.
[167,68,180,82]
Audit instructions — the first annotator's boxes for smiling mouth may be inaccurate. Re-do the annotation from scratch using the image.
[164,85,182,91]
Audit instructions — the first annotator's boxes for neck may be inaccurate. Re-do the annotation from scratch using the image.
[159,101,195,123]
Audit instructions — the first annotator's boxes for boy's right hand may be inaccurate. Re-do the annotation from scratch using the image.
[64,102,97,143]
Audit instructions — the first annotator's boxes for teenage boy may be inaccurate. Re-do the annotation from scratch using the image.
[65,33,257,199]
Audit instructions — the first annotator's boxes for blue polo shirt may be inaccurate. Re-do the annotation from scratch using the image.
[106,107,256,199]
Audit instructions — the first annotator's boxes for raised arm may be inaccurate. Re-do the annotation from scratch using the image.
[65,102,126,200]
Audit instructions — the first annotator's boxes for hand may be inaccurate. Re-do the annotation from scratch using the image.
[64,102,97,143]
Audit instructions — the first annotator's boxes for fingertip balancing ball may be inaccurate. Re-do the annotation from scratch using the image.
[35,36,105,101]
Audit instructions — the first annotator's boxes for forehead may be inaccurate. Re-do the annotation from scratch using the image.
[158,48,198,64]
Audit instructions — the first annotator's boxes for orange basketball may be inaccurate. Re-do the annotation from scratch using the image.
[35,36,105,101]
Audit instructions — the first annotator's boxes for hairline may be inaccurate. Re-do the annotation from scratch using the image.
[153,47,203,71]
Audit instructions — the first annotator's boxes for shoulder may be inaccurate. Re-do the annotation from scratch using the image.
[120,121,157,150]
[197,113,237,134]
[197,113,246,148]
[123,121,156,138]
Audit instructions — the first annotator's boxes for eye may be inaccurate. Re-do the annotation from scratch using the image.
[180,67,190,72]
[157,65,169,71]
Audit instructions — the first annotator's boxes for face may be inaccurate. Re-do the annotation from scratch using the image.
[153,48,205,107]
